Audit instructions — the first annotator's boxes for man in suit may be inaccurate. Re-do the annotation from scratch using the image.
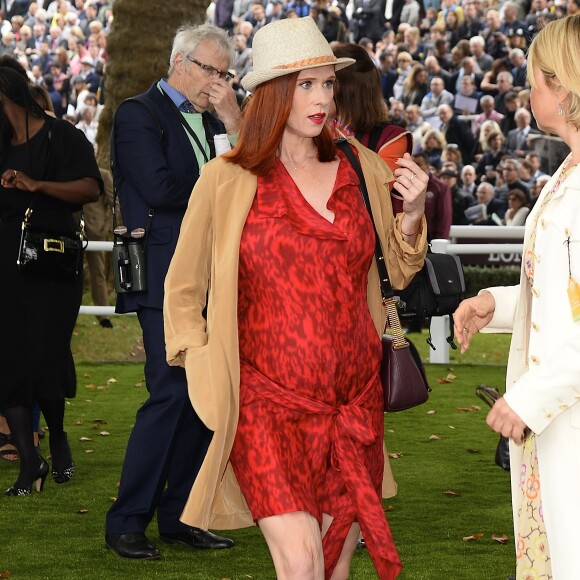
[505,108,539,158]
[105,23,241,560]
[437,104,475,164]
[467,181,507,225]
[509,48,527,92]
[378,50,398,102]
[447,56,483,95]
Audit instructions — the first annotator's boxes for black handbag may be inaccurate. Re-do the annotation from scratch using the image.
[336,139,431,412]
[17,205,84,279]
[475,385,510,472]
[396,249,465,350]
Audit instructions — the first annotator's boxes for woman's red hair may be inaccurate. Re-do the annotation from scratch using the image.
[225,72,336,176]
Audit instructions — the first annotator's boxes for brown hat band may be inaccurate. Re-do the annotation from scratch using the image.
[274,55,337,70]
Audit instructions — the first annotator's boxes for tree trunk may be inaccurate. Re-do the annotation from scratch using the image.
[96,0,208,167]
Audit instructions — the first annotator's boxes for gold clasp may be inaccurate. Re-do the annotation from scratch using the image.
[44,239,65,253]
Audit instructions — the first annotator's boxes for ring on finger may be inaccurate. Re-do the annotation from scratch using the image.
[409,172,416,181]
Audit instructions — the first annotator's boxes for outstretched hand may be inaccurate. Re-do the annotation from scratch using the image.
[453,291,496,353]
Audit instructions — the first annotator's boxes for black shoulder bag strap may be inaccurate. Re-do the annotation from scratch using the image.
[336,138,393,302]
[110,96,157,242]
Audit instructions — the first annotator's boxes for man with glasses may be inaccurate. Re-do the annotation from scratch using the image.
[496,159,530,203]
[105,23,240,560]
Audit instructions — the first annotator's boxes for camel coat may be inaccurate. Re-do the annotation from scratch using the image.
[482,159,580,579]
[163,138,427,530]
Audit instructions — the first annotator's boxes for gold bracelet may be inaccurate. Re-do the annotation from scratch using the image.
[401,227,420,236]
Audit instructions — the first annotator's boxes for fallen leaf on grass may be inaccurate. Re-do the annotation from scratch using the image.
[385,429,394,433]
[492,534,509,544]
[83,400,92,403]
[74,420,83,426]
[444,490,461,496]
[83,373,90,378]
[467,448,481,454]
[93,418,107,424]
[77,509,89,514]
[110,496,117,502]
[99,431,110,436]
[448,425,456,429]
[84,384,96,390]
[384,505,395,512]
[79,437,92,442]
[85,449,94,453]
[96,385,109,390]
[387,452,402,459]
[429,434,441,441]
[134,382,143,388]
[457,405,481,413]
[463,533,484,542]
[436,373,457,384]
[0,571,10,578]
[106,378,117,384]
[427,410,436,415]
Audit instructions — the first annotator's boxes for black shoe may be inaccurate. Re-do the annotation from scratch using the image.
[50,432,75,484]
[5,457,49,496]
[105,533,160,560]
[159,528,234,550]
[99,319,113,328]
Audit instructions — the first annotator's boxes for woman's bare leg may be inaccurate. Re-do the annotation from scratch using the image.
[259,511,325,580]
[322,513,361,580]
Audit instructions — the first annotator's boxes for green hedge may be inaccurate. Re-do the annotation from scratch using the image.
[463,265,521,297]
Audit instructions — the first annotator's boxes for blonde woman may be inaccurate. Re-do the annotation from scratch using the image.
[455,15,580,578]
[421,128,447,170]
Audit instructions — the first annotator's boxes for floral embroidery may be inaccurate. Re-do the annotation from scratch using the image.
[526,474,540,500]
[516,434,552,579]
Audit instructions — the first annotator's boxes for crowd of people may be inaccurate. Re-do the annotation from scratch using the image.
[209,0,576,235]
[0,1,109,130]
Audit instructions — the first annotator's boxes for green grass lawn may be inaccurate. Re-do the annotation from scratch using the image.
[0,318,515,579]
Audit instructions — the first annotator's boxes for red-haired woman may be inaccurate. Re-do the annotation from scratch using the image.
[164,17,427,580]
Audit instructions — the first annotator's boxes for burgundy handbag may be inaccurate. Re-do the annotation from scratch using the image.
[336,139,431,412]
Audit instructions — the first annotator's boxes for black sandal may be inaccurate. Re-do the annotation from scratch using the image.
[0,432,18,462]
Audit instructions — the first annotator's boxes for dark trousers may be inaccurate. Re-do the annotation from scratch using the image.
[105,307,212,534]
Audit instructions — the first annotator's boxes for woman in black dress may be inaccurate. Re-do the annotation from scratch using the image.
[0,67,101,496]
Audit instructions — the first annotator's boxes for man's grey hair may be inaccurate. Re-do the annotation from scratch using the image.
[515,107,531,121]
[477,181,494,195]
[497,71,514,84]
[509,48,525,60]
[168,23,235,76]
[480,94,494,105]
[469,35,485,48]
[503,158,521,171]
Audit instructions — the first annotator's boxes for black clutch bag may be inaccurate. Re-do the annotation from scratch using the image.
[17,206,84,279]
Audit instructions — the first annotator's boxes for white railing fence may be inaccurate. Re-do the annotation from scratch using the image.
[82,226,526,363]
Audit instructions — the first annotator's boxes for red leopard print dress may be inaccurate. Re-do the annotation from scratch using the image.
[230,150,402,579]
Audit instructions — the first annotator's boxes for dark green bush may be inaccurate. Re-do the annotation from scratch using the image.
[463,265,521,297]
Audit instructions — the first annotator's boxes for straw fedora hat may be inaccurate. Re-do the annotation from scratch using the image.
[241,17,354,92]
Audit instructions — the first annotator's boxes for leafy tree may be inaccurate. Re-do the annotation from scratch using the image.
[96,0,207,167]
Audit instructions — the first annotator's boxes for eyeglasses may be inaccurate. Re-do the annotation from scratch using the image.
[186,56,234,82]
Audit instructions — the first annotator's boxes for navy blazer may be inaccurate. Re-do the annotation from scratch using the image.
[113,83,225,313]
